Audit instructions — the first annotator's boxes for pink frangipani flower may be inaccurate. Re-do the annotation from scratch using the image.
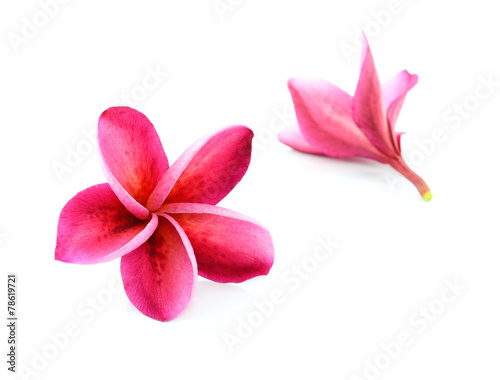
[55,107,274,321]
[279,36,432,200]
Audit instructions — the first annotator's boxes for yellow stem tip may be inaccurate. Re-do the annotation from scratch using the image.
[422,191,433,202]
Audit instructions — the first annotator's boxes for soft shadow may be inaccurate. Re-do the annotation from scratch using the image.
[284,149,386,181]
[176,280,252,322]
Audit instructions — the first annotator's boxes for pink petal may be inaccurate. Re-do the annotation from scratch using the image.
[381,71,418,153]
[55,184,158,264]
[353,35,396,158]
[395,131,405,152]
[120,214,197,321]
[278,125,324,155]
[160,203,274,283]
[287,77,386,162]
[147,126,253,211]
[98,107,169,219]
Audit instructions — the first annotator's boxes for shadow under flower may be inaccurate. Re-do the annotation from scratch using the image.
[175,280,253,323]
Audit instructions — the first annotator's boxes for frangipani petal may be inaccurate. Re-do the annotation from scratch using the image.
[160,203,274,283]
[395,131,405,152]
[278,125,324,155]
[98,107,169,219]
[382,70,418,126]
[353,35,396,158]
[288,77,386,162]
[382,71,418,153]
[55,184,158,264]
[100,165,150,220]
[121,214,197,322]
[147,126,253,211]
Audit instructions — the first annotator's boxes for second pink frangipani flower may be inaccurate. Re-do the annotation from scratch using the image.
[279,36,432,201]
[55,107,274,321]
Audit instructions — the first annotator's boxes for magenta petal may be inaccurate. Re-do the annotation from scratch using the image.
[278,125,324,155]
[98,107,169,218]
[382,70,418,126]
[55,184,158,264]
[160,203,274,283]
[381,71,418,152]
[353,36,396,158]
[395,131,405,152]
[120,214,197,321]
[147,126,253,211]
[288,77,386,162]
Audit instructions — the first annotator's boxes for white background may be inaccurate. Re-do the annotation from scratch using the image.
[1,0,499,379]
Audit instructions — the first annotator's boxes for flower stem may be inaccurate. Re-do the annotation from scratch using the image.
[389,158,432,201]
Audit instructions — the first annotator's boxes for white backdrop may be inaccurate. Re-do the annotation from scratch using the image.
[1,0,499,379]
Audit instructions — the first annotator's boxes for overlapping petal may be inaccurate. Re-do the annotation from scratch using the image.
[278,125,324,155]
[55,184,158,264]
[353,35,396,158]
[147,126,253,211]
[98,107,169,219]
[287,77,386,162]
[121,214,197,321]
[160,203,274,283]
